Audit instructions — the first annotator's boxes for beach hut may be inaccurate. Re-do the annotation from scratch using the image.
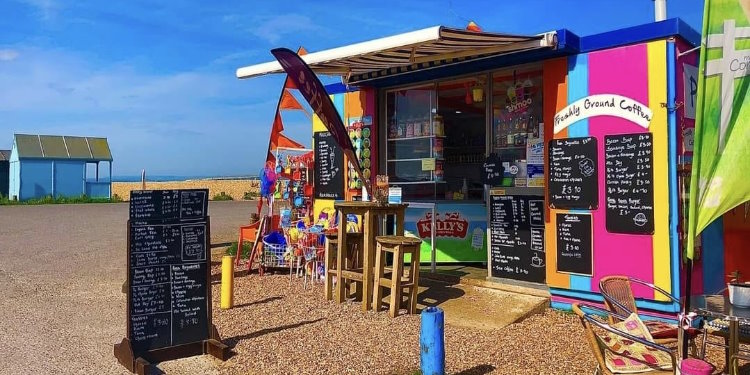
[8,134,113,201]
[0,150,9,198]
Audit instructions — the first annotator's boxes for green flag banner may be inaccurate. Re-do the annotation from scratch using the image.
[687,0,750,259]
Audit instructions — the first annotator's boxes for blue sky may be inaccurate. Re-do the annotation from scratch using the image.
[0,0,703,176]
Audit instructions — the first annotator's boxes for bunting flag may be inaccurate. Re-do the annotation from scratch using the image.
[280,90,305,111]
[686,0,750,258]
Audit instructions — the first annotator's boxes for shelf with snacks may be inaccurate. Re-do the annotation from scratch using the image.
[387,135,446,141]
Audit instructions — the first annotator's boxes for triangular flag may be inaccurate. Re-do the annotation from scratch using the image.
[297,46,308,56]
[277,133,305,149]
[280,90,305,111]
[272,112,284,132]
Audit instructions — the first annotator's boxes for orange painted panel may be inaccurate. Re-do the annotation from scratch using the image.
[723,206,750,281]
[543,57,570,289]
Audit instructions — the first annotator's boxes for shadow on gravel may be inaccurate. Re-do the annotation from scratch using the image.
[233,296,283,309]
[454,364,496,375]
[225,318,326,347]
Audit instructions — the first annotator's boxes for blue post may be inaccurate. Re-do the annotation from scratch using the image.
[420,306,445,375]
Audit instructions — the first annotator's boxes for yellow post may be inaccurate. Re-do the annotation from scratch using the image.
[221,255,234,309]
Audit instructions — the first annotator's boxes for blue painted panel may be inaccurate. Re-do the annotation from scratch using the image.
[85,182,111,198]
[19,160,52,200]
[332,93,345,119]
[567,54,589,137]
[54,161,85,197]
[580,18,699,52]
[667,41,681,299]
[325,83,359,95]
[551,287,680,313]
[702,219,726,294]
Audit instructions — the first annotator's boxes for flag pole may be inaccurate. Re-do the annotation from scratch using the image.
[682,0,713,359]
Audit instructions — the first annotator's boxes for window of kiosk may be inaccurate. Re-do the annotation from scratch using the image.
[491,66,544,187]
[385,76,487,201]
[385,85,438,200]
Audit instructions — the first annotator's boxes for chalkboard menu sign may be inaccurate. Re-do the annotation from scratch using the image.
[116,189,227,373]
[489,194,545,283]
[556,213,593,276]
[604,133,654,234]
[481,153,503,186]
[129,189,208,222]
[548,137,599,209]
[314,131,344,199]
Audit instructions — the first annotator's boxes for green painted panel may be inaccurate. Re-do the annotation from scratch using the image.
[87,138,112,161]
[15,135,43,158]
[64,136,91,159]
[39,135,69,158]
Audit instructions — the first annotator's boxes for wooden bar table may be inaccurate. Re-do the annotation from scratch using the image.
[334,201,408,311]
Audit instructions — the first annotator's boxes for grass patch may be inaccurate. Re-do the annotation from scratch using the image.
[0,194,123,205]
[225,241,253,259]
[243,190,260,200]
[212,191,234,201]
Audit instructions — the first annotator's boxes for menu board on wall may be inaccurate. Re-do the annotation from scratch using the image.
[314,131,344,199]
[604,133,654,234]
[489,194,545,283]
[556,213,593,276]
[548,137,599,209]
[126,189,211,354]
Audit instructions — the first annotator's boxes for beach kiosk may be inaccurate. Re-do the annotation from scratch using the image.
[8,134,113,201]
[237,18,750,318]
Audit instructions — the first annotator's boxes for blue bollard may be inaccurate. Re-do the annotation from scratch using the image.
[420,306,445,375]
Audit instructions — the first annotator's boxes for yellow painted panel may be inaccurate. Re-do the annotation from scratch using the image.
[647,40,671,301]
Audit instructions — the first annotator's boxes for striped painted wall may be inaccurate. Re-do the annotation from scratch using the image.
[543,41,678,312]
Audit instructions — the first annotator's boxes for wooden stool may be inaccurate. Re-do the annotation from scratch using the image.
[326,232,364,302]
[373,236,422,317]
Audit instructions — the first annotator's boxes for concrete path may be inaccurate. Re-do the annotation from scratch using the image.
[0,201,255,374]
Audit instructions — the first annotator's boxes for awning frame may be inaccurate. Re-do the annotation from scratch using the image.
[236,26,557,81]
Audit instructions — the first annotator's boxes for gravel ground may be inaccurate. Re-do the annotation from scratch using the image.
[0,201,255,375]
[211,270,596,375]
[2,201,742,374]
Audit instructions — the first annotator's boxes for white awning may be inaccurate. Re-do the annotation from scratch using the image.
[236,26,556,81]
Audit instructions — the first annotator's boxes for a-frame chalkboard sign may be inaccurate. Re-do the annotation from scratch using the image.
[114,189,229,375]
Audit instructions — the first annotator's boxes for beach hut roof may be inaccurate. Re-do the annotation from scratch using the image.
[0,150,9,161]
[13,134,113,161]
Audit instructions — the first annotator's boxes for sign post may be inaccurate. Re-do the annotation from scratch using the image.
[114,189,229,375]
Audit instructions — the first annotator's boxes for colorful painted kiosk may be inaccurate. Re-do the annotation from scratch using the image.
[237,18,750,318]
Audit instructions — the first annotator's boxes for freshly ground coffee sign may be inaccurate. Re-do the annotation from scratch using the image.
[553,94,653,134]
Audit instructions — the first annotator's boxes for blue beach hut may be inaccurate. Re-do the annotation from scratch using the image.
[8,134,113,201]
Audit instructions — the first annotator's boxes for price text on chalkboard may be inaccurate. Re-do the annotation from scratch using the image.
[604,133,654,234]
[548,137,599,209]
[556,213,593,276]
[130,189,208,222]
[489,194,545,283]
[314,131,344,199]
[481,154,503,186]
[127,190,211,353]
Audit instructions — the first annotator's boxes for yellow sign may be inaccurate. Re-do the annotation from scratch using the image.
[422,158,436,171]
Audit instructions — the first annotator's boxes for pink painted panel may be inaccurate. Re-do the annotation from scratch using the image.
[587,44,655,299]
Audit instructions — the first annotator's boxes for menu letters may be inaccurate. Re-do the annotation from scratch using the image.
[489,194,545,283]
[556,213,593,276]
[548,137,598,209]
[127,190,210,353]
[604,133,655,234]
[314,131,344,199]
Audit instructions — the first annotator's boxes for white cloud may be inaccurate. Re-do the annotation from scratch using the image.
[0,47,296,175]
[225,13,326,44]
[20,0,60,20]
[0,49,19,61]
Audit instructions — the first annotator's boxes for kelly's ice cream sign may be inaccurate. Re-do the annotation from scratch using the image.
[404,204,487,263]
[416,212,469,238]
